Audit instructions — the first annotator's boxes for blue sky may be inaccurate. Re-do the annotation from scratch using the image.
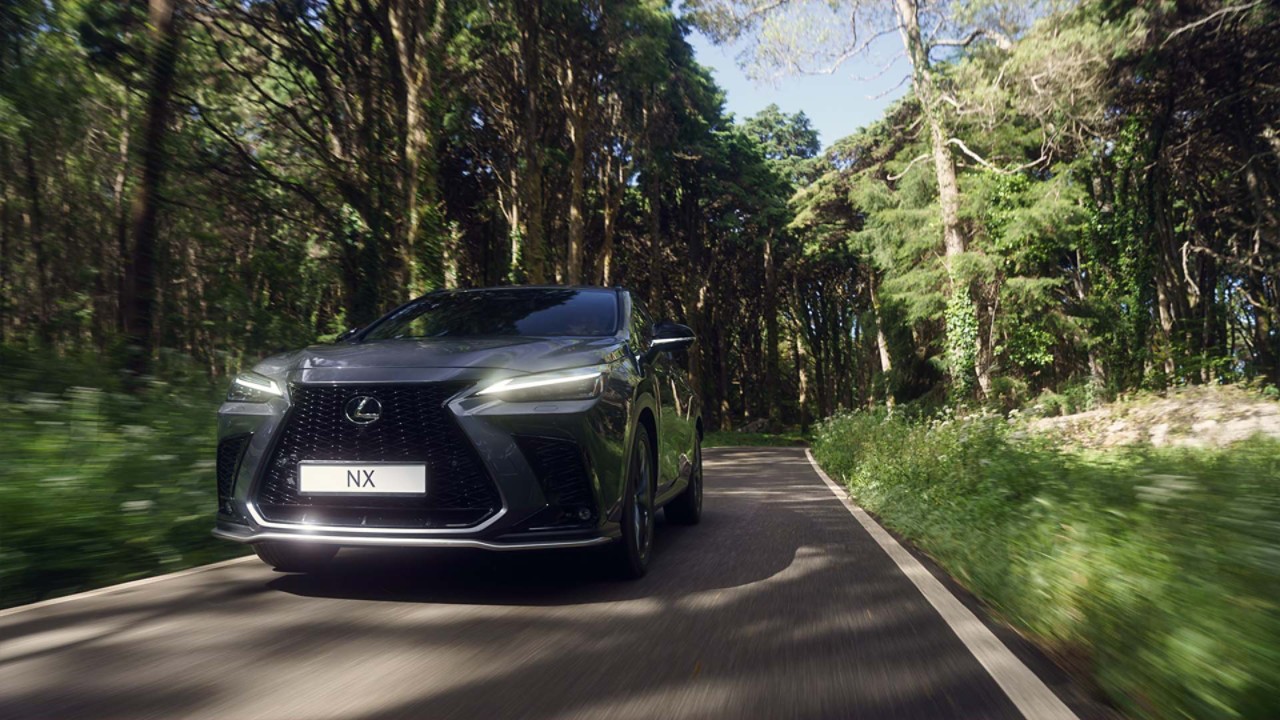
[685,30,911,149]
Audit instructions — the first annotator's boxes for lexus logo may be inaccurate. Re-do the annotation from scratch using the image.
[344,396,382,425]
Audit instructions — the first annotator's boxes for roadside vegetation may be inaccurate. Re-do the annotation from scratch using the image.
[812,390,1280,719]
[0,350,241,608]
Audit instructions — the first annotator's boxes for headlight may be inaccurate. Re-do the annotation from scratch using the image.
[476,367,605,403]
[226,372,284,403]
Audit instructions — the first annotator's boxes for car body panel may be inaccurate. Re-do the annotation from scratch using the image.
[214,287,700,552]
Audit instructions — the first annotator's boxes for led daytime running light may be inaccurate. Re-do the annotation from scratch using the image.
[478,369,603,396]
[233,375,282,396]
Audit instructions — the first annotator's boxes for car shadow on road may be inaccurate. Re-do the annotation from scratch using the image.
[265,511,795,607]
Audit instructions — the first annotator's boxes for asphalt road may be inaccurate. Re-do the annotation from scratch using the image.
[0,448,1092,720]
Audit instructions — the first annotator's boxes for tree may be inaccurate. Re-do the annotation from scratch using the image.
[121,0,181,377]
[191,0,463,323]
[689,0,1036,398]
[741,104,819,423]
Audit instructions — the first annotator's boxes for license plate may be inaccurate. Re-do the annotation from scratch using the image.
[298,463,427,495]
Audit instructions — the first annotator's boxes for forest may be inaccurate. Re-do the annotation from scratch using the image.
[1,0,1277,423]
[3,4,1278,715]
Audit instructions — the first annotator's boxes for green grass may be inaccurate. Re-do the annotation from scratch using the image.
[0,349,245,608]
[812,411,1280,719]
[703,430,809,448]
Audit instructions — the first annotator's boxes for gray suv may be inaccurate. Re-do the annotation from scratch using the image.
[213,287,702,578]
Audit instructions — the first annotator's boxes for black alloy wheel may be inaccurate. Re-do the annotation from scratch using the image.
[612,425,655,579]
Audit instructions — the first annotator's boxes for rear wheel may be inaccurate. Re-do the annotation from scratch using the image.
[610,426,655,579]
[664,434,702,525]
[253,542,338,573]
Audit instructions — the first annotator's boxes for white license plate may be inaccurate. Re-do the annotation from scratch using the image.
[298,463,427,495]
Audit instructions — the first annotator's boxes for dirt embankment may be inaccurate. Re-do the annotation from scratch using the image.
[1027,385,1280,449]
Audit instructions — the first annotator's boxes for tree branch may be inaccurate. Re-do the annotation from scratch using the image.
[947,138,1049,174]
[888,153,930,181]
[868,72,910,101]
[792,26,902,77]
[931,29,985,49]
[1163,1,1263,46]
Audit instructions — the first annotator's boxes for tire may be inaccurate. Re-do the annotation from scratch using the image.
[664,434,702,525]
[609,425,656,579]
[253,541,338,573]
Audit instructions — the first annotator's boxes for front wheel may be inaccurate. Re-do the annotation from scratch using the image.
[664,434,702,525]
[253,542,338,573]
[609,425,655,579]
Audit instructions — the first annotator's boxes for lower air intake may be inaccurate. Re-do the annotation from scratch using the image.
[516,435,597,528]
[217,434,251,516]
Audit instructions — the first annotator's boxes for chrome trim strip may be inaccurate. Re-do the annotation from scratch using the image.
[245,500,508,535]
[246,385,510,535]
[213,527,611,551]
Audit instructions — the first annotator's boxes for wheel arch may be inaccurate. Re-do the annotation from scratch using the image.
[636,407,658,490]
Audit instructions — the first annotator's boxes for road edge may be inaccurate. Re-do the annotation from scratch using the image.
[803,448,1078,720]
[0,555,255,619]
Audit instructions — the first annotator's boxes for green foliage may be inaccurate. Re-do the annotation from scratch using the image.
[944,284,979,397]
[1026,379,1100,417]
[813,410,1280,719]
[0,350,243,608]
[741,103,822,185]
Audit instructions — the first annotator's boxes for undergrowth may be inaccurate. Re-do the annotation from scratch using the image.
[812,410,1279,719]
[0,349,244,608]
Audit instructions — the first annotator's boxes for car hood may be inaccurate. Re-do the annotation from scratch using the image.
[254,336,626,377]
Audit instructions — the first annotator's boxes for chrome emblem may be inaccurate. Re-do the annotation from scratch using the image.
[344,396,382,425]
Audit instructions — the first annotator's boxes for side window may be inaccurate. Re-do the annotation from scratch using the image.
[630,297,653,346]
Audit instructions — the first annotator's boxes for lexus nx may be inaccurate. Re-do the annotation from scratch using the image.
[213,287,703,578]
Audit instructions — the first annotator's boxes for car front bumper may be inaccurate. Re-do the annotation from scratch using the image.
[214,364,638,550]
[211,521,613,550]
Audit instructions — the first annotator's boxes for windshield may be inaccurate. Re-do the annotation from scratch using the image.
[361,288,620,340]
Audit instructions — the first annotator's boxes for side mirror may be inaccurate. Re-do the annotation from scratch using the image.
[642,321,695,363]
[334,326,363,343]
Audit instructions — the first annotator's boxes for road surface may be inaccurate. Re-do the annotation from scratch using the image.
[0,448,1095,719]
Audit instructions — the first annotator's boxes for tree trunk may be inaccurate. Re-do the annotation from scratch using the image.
[597,96,624,286]
[763,232,780,424]
[384,0,448,297]
[121,0,179,379]
[793,329,809,433]
[869,274,895,408]
[644,106,662,309]
[893,0,991,397]
[717,316,731,430]
[98,97,130,350]
[598,150,619,285]
[0,142,10,343]
[517,2,546,283]
[566,101,587,284]
[501,167,521,280]
[389,19,418,298]
[22,138,51,346]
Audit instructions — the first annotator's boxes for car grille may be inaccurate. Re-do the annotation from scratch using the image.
[254,383,501,528]
[216,433,252,516]
[515,435,596,527]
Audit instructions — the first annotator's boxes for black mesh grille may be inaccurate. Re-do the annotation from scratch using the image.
[217,434,251,515]
[516,436,595,526]
[255,383,500,528]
